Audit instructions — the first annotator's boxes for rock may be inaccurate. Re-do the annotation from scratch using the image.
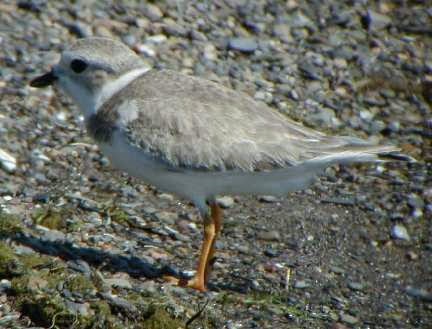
[67,260,91,276]
[339,312,359,325]
[157,193,174,201]
[228,38,258,53]
[0,149,16,173]
[143,3,163,21]
[407,193,424,209]
[294,280,310,289]
[362,10,391,31]
[257,230,281,242]
[406,251,419,260]
[217,196,235,209]
[332,323,349,329]
[405,286,432,302]
[100,292,137,313]
[347,281,364,291]
[163,21,188,37]
[0,279,11,293]
[65,301,91,316]
[32,193,50,203]
[105,278,133,290]
[330,266,345,275]
[273,24,292,43]
[26,276,48,291]
[17,0,46,13]
[298,61,321,80]
[258,195,279,203]
[264,248,278,257]
[291,12,315,30]
[155,211,178,224]
[40,228,66,242]
[63,21,92,38]
[391,224,410,241]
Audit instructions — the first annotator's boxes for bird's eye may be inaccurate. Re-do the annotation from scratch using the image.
[70,59,88,73]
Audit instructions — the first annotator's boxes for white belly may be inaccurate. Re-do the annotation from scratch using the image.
[98,131,325,210]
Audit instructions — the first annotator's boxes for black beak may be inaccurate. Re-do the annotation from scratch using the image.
[29,70,58,88]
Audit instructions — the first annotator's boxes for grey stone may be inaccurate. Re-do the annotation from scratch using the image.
[363,10,391,31]
[0,149,16,173]
[257,230,281,242]
[391,224,410,241]
[40,229,66,242]
[217,196,235,209]
[348,281,364,291]
[163,21,188,37]
[228,38,258,53]
[339,312,359,325]
[65,301,91,316]
[67,260,91,276]
[258,195,279,203]
[407,193,424,209]
[294,280,310,289]
[405,286,432,302]
[143,3,163,21]
[105,278,133,290]
[155,211,178,224]
[291,12,315,30]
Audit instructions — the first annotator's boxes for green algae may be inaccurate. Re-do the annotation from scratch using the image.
[32,208,66,230]
[0,212,22,236]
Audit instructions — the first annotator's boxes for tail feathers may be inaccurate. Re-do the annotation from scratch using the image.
[210,144,413,197]
[308,143,415,165]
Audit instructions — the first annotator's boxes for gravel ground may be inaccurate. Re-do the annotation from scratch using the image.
[0,1,431,328]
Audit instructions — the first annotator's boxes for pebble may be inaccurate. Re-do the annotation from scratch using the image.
[65,301,91,316]
[163,21,188,37]
[347,281,364,291]
[405,286,432,302]
[339,312,359,325]
[362,10,391,31]
[330,266,345,275]
[0,279,11,293]
[155,211,177,224]
[257,230,281,242]
[134,44,156,57]
[40,229,66,242]
[157,193,174,201]
[100,293,137,313]
[105,278,133,290]
[217,196,235,209]
[264,248,278,257]
[0,149,16,173]
[67,259,91,276]
[228,38,258,53]
[294,280,310,289]
[391,224,411,241]
[258,195,279,203]
[407,193,424,209]
[143,3,163,21]
[332,324,349,329]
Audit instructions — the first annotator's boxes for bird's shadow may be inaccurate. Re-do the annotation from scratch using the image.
[9,233,256,293]
[11,233,181,280]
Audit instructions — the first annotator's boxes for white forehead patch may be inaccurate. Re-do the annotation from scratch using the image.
[117,100,139,125]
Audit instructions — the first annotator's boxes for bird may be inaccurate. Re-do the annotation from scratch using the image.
[30,37,410,292]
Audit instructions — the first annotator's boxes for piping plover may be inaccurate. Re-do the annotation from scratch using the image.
[30,37,410,292]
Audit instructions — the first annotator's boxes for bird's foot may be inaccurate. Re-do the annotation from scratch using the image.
[162,275,207,292]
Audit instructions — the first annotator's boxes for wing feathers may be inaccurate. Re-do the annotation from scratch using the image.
[97,69,405,172]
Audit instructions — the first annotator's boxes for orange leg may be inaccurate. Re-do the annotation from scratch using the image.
[163,203,223,292]
[204,203,223,284]
[167,202,222,292]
